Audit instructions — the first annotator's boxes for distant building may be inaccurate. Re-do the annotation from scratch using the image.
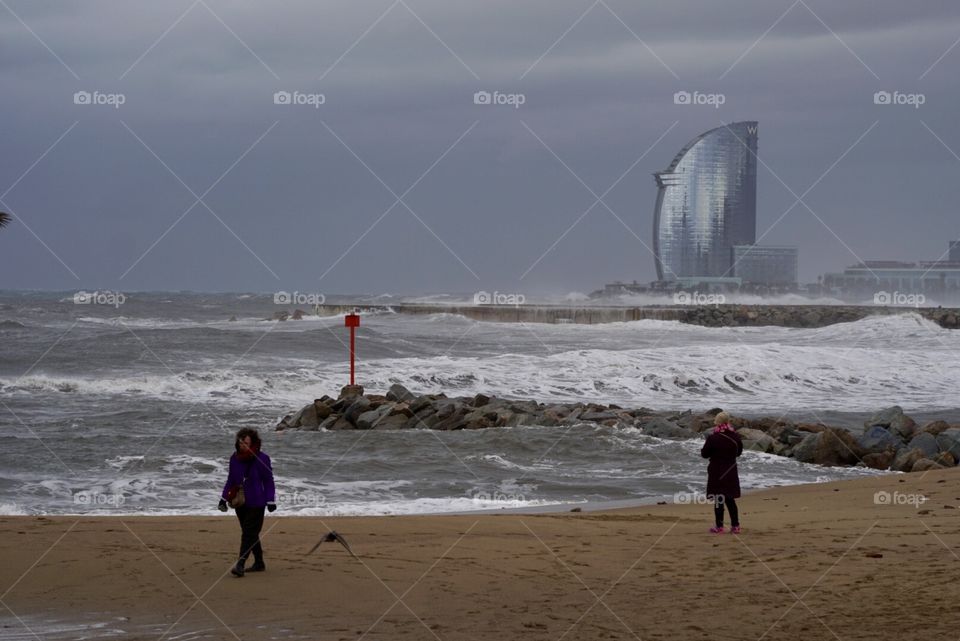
[823,257,960,304]
[653,121,758,281]
[732,245,798,286]
[951,240,960,263]
[595,281,647,297]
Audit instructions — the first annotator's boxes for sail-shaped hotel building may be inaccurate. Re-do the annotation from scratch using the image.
[653,121,759,281]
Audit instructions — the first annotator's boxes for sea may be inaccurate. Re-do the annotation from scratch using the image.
[1,290,958,517]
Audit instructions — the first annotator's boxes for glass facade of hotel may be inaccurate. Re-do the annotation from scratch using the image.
[653,122,758,281]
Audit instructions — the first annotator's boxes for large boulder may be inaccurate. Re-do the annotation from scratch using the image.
[432,403,469,431]
[329,416,354,430]
[386,383,416,402]
[677,413,714,433]
[738,428,777,454]
[906,432,940,459]
[581,410,619,422]
[373,413,410,430]
[934,452,957,467]
[792,429,862,466]
[313,399,332,420]
[922,420,952,436]
[911,458,947,473]
[339,384,364,400]
[936,429,960,462]
[642,418,695,439]
[891,448,925,473]
[864,406,916,440]
[862,451,895,470]
[284,403,320,429]
[357,405,392,430]
[343,396,372,427]
[857,425,902,454]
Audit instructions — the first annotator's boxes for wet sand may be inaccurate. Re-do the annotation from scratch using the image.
[2,468,958,640]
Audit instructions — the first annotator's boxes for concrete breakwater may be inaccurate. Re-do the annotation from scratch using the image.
[276,384,960,474]
[311,303,960,328]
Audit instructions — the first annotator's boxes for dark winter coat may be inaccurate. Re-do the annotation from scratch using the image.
[221,451,276,508]
[701,429,743,498]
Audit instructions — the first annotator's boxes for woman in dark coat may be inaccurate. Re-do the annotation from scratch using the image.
[218,428,276,576]
[700,411,743,534]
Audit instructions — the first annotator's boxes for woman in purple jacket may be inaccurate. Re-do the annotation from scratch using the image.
[218,428,276,576]
[700,412,743,534]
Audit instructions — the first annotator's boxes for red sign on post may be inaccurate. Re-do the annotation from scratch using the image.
[345,311,360,385]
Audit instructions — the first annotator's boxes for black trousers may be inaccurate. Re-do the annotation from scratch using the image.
[235,505,265,564]
[713,496,739,528]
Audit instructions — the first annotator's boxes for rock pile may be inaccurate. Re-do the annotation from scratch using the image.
[276,387,960,473]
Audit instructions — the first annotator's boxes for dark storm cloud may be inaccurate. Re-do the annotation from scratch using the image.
[1,0,959,295]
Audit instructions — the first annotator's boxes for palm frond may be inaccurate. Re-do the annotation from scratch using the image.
[0,212,10,229]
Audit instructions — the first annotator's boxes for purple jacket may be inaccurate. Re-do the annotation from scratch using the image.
[221,451,276,508]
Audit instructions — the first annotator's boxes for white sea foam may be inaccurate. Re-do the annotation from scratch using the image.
[5,314,957,412]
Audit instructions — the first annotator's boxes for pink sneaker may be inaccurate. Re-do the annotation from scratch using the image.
[730,526,742,534]
[709,526,725,534]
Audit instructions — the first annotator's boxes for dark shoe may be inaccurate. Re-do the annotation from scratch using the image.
[248,561,266,572]
[230,562,245,577]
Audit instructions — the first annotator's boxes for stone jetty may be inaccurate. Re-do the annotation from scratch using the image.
[276,384,960,473]
[307,303,960,329]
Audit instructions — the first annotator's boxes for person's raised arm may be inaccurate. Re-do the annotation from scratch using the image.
[700,435,712,459]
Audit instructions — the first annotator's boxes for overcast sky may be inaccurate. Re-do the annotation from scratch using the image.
[1,0,959,296]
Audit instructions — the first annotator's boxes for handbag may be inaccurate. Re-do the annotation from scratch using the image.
[226,459,253,508]
[227,483,245,509]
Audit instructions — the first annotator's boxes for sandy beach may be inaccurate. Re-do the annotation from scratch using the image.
[1,469,958,641]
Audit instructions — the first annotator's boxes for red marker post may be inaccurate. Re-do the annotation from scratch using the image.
[344,311,360,386]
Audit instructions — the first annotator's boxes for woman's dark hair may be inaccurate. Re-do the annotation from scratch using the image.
[235,427,261,453]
